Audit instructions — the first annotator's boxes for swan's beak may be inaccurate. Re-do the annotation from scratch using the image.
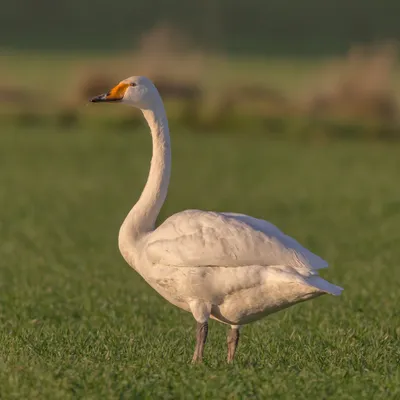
[90,93,111,102]
[90,82,129,103]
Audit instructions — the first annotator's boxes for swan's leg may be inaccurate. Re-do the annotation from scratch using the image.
[192,321,208,363]
[189,300,211,363]
[227,325,241,363]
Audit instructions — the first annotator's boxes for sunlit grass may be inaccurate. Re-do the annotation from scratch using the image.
[0,128,399,399]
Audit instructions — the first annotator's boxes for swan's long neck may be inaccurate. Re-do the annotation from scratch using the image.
[118,99,171,264]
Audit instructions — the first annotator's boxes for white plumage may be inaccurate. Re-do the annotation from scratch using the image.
[147,210,328,273]
[91,76,343,363]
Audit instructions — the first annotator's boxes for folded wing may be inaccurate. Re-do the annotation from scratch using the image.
[145,210,328,276]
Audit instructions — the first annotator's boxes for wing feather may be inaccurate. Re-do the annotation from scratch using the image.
[145,210,328,276]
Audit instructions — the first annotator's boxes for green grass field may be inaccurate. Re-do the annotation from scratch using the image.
[1,127,399,399]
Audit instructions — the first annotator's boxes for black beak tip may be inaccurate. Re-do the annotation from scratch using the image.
[90,94,106,103]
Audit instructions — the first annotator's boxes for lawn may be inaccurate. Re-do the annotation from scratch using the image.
[0,127,399,399]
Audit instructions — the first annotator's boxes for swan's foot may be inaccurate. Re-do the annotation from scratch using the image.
[227,327,240,363]
[192,321,208,363]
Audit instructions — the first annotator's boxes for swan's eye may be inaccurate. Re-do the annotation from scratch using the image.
[130,83,137,87]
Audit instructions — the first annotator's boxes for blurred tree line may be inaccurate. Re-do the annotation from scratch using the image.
[1,0,399,55]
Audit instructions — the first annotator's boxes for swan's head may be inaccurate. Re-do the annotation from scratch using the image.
[90,76,161,109]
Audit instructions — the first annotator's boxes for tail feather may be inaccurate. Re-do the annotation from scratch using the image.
[306,275,343,296]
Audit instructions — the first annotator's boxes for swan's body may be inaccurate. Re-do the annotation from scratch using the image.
[91,76,343,362]
[127,209,341,327]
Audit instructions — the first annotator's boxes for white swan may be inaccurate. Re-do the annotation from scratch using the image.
[91,76,343,363]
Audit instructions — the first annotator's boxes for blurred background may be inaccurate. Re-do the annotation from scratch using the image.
[2,0,400,137]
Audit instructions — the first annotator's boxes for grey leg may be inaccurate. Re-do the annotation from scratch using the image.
[192,321,208,363]
[227,327,240,363]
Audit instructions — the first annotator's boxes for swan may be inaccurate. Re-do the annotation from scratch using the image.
[91,76,343,363]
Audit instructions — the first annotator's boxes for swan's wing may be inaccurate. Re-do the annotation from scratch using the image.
[145,210,327,276]
[222,212,328,271]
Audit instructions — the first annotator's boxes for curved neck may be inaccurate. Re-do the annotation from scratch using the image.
[119,100,171,263]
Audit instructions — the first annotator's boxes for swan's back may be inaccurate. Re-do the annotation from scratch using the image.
[145,210,328,276]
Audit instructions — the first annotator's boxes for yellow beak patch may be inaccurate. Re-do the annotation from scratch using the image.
[106,82,129,100]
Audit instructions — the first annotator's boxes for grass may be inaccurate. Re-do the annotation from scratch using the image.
[0,126,400,399]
